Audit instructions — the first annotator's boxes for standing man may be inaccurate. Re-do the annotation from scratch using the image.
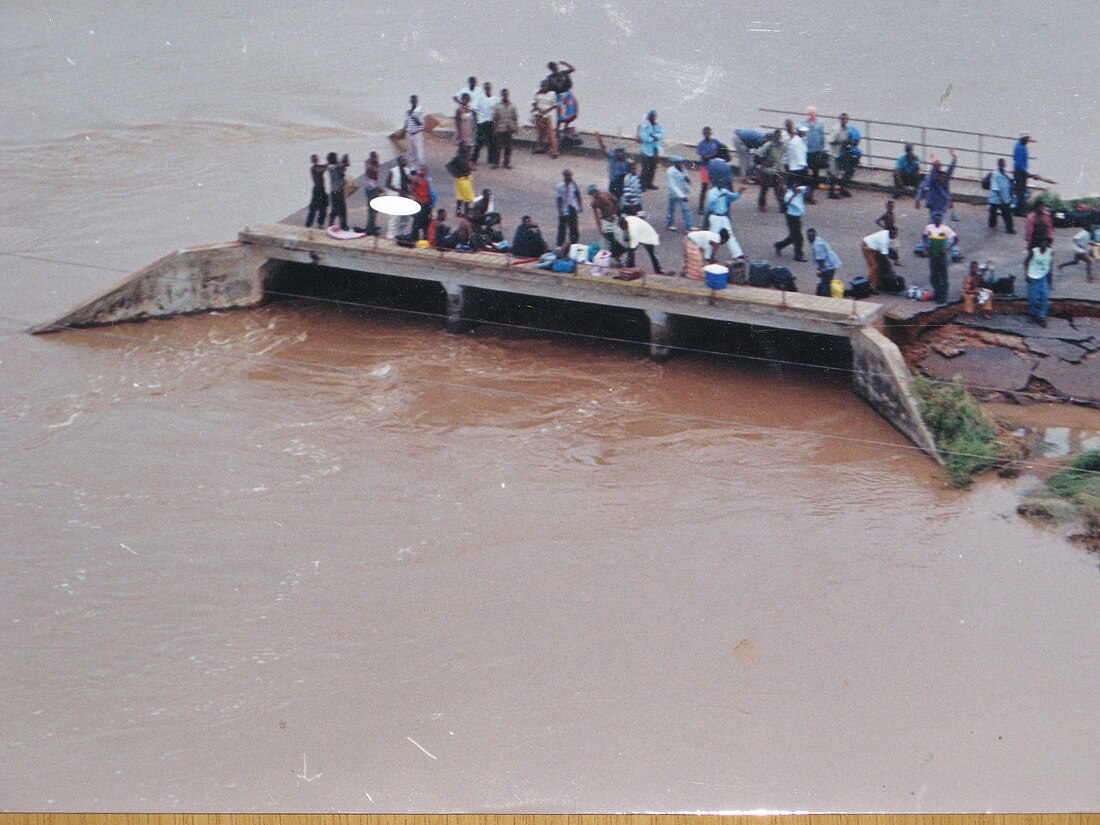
[1025,201,1055,248]
[326,152,349,231]
[786,124,809,190]
[305,154,328,229]
[922,212,958,303]
[453,76,478,106]
[363,151,384,235]
[546,60,576,95]
[827,112,855,198]
[555,168,582,247]
[696,126,721,214]
[532,80,559,157]
[471,81,497,167]
[800,107,828,203]
[454,93,476,154]
[754,129,785,212]
[774,184,808,261]
[1025,237,1054,326]
[638,110,665,191]
[588,184,626,261]
[620,161,644,215]
[987,157,1015,234]
[705,182,747,260]
[385,155,412,238]
[666,156,696,231]
[409,168,433,240]
[915,149,958,222]
[490,88,518,169]
[404,95,426,170]
[1013,133,1032,217]
[595,134,631,199]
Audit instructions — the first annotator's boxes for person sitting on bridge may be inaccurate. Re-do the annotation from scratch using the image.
[467,188,497,228]
[511,215,548,258]
[427,208,451,248]
[893,144,922,197]
[440,215,475,250]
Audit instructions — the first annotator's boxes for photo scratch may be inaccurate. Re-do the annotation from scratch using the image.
[406,736,437,759]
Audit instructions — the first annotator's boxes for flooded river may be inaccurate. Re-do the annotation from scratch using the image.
[2,2,1099,813]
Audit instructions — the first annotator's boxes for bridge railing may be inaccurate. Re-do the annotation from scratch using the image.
[758,108,1035,184]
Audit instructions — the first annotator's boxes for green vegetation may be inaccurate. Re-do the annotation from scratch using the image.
[1026,450,1100,532]
[1034,191,1100,212]
[913,374,1020,487]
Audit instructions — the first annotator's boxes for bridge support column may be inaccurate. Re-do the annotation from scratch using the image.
[444,283,469,334]
[646,309,672,361]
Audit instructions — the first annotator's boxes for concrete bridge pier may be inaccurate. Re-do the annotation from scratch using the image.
[645,309,672,361]
[443,283,470,334]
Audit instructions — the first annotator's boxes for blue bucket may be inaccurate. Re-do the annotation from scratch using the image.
[704,264,729,290]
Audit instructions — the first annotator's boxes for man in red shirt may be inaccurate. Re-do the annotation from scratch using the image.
[410,167,433,240]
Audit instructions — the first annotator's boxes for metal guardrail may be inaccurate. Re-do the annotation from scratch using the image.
[759,108,1036,183]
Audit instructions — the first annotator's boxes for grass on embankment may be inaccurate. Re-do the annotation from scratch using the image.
[1021,450,1100,534]
[913,375,1022,487]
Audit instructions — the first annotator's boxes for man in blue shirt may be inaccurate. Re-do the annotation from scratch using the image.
[1013,133,1032,217]
[705,183,747,259]
[638,110,665,191]
[800,106,828,202]
[774,184,808,261]
[893,144,922,197]
[666,156,696,231]
[696,126,721,214]
[595,133,632,199]
[987,157,1015,234]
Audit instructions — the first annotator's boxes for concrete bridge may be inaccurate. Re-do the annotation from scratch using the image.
[29,222,940,461]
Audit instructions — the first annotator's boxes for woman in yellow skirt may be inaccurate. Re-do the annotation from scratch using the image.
[447,146,476,216]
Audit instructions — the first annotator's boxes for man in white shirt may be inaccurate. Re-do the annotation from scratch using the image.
[683,228,732,280]
[861,226,898,292]
[453,76,478,106]
[471,81,497,166]
[384,155,413,239]
[404,95,426,170]
[787,125,809,190]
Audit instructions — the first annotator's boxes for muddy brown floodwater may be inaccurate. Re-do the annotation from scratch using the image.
[2,2,1099,814]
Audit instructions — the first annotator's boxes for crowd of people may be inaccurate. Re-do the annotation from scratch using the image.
[303,66,1097,325]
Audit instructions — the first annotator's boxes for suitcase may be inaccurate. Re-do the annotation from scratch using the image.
[881,273,906,293]
[985,274,1015,295]
[749,260,772,287]
[728,259,748,285]
[848,276,872,299]
[770,266,797,291]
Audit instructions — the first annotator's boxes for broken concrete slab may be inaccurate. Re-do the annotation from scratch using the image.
[917,346,1037,393]
[1032,354,1100,404]
[1024,337,1090,363]
[956,313,1092,342]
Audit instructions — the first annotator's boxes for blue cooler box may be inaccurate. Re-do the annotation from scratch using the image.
[704,264,729,289]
